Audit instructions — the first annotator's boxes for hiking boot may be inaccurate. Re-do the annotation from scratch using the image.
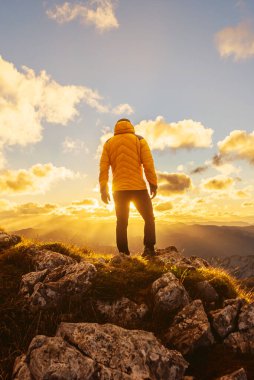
[142,246,156,258]
[119,251,130,256]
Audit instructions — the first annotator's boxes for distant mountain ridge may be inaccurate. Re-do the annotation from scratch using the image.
[209,255,254,279]
[13,223,254,258]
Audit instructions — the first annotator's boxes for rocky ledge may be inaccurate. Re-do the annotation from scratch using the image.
[0,232,253,379]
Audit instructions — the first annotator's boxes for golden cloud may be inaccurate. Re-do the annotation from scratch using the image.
[154,201,173,212]
[0,56,133,167]
[157,172,192,195]
[72,198,98,207]
[47,0,119,32]
[242,202,254,207]
[135,117,213,150]
[0,163,76,195]
[16,203,57,215]
[202,175,234,191]
[215,22,254,60]
[218,130,254,164]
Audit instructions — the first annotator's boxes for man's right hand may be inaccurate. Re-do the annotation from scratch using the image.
[101,191,111,204]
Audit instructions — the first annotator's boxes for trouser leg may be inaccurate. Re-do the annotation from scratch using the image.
[113,191,130,253]
[132,190,156,248]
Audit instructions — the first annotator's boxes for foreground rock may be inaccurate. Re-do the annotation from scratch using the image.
[193,280,219,305]
[216,367,247,380]
[95,297,148,329]
[164,299,215,355]
[0,231,21,251]
[210,299,243,338]
[151,271,189,319]
[20,261,97,310]
[31,249,75,270]
[155,247,211,270]
[13,323,188,380]
[224,302,254,354]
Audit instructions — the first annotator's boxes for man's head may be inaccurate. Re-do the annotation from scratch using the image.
[114,119,135,135]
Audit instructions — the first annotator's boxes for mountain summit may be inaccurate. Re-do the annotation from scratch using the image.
[0,230,253,380]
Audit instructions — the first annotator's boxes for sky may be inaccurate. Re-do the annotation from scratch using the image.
[0,0,254,232]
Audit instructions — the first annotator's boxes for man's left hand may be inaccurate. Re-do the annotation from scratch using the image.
[149,183,157,199]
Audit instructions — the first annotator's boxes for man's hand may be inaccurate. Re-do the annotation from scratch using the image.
[149,183,157,199]
[101,190,111,204]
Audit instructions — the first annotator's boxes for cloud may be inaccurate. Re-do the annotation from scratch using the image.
[154,201,173,212]
[218,130,254,164]
[72,198,98,207]
[112,103,134,115]
[16,202,57,215]
[191,165,208,175]
[0,56,133,165]
[0,163,77,195]
[202,175,234,191]
[242,201,254,207]
[46,0,119,32]
[63,137,89,154]
[215,22,254,60]
[135,117,213,150]
[157,172,192,195]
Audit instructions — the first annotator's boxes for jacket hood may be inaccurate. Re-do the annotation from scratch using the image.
[114,119,135,135]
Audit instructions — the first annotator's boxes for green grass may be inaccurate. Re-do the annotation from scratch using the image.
[0,237,253,379]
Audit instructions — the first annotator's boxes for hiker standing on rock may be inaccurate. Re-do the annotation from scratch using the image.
[99,119,157,257]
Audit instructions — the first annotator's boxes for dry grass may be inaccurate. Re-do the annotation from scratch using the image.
[0,237,253,379]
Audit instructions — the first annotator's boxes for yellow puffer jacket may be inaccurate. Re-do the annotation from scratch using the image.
[99,119,157,192]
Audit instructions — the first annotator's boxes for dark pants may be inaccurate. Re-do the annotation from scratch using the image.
[113,190,156,253]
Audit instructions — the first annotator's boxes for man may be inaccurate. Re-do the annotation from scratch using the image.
[99,118,157,257]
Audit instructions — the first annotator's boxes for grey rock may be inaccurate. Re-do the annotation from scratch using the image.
[223,298,246,309]
[238,302,254,331]
[13,323,188,379]
[20,269,48,298]
[95,297,149,329]
[152,271,190,317]
[216,367,247,380]
[224,328,254,354]
[210,302,240,338]
[164,299,215,355]
[194,280,219,304]
[155,248,210,270]
[57,322,188,379]
[109,253,131,265]
[0,231,21,250]
[32,249,75,271]
[24,261,97,310]
[12,355,32,380]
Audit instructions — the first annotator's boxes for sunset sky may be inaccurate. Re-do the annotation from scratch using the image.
[1,0,254,231]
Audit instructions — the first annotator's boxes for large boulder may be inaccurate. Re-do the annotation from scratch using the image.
[209,299,243,338]
[216,368,247,380]
[193,280,219,304]
[20,261,97,310]
[13,323,188,380]
[95,297,149,329]
[151,271,190,319]
[238,302,254,331]
[224,302,254,354]
[31,249,75,271]
[164,299,215,355]
[224,328,254,354]
[155,248,210,270]
[0,231,21,251]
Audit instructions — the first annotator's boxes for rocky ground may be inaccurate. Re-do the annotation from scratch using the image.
[0,231,254,380]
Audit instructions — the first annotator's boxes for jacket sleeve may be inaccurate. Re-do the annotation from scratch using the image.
[140,138,157,187]
[99,142,110,193]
